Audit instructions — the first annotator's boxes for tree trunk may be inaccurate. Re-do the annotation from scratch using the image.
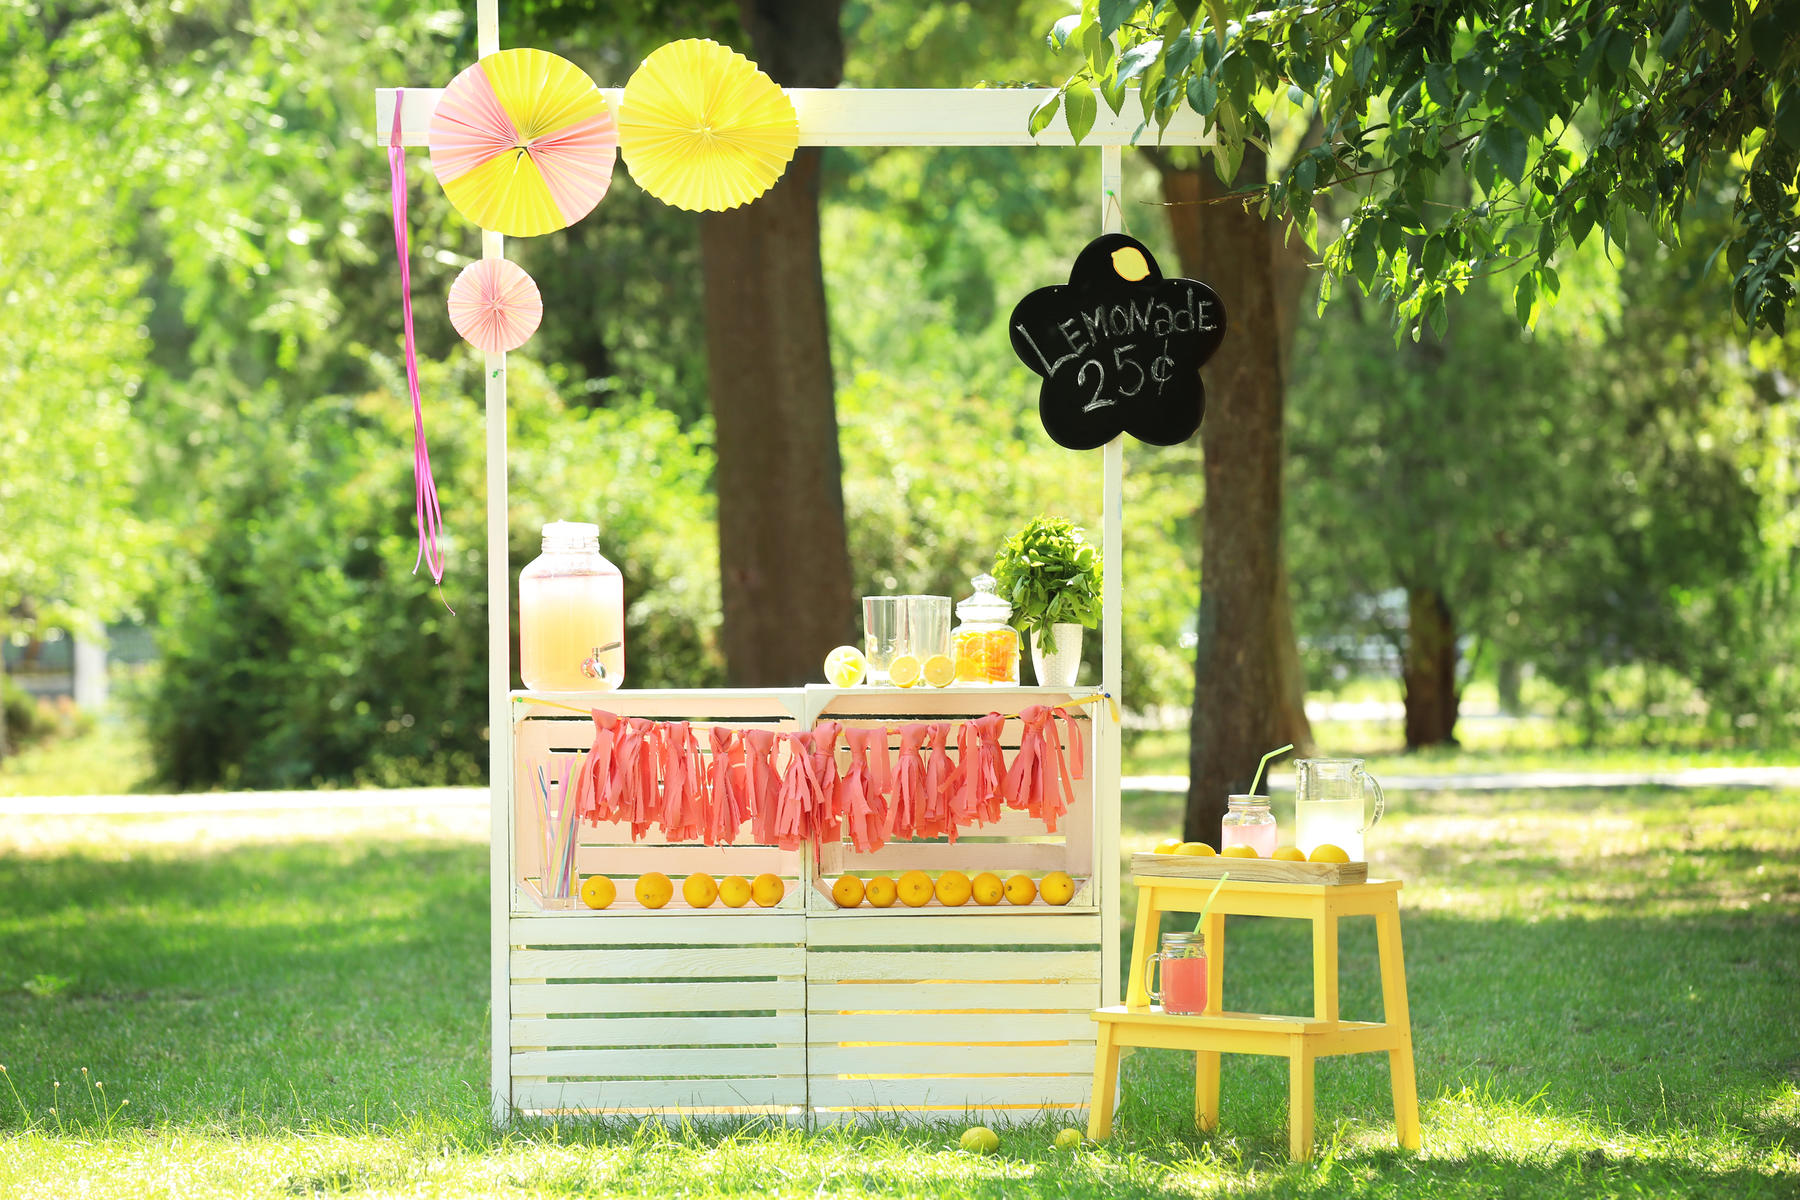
[702,0,853,686]
[0,652,9,763]
[1161,150,1291,844]
[1402,586,1460,747]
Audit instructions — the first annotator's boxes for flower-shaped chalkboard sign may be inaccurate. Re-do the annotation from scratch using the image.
[1008,234,1226,450]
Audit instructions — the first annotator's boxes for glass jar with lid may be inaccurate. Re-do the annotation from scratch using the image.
[518,520,624,691]
[1220,794,1278,857]
[952,573,1020,686]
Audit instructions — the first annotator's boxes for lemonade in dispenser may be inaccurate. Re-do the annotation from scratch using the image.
[518,521,624,692]
[952,574,1020,685]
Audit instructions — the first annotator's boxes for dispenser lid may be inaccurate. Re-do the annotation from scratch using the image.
[957,572,1013,622]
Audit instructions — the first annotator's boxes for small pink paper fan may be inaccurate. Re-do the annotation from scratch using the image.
[447,257,543,353]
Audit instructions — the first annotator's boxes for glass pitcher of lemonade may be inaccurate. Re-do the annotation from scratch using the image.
[1294,758,1384,861]
[519,521,624,692]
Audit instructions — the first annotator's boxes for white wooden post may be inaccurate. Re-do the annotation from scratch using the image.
[1098,144,1125,1009]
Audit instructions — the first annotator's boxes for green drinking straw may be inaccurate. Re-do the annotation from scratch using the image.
[1250,742,1294,796]
[1193,871,1229,936]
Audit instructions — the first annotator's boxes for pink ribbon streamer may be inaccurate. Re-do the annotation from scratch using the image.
[743,729,782,845]
[658,721,706,842]
[388,90,448,596]
[1000,705,1085,833]
[572,709,619,825]
[773,731,823,851]
[808,721,845,856]
[611,717,658,840]
[955,712,1009,830]
[887,723,930,842]
[707,726,750,845]
[840,727,893,854]
[919,721,956,843]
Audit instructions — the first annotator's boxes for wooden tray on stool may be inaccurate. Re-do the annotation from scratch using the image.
[1130,852,1368,885]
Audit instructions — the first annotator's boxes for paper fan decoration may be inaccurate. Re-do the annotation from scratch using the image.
[447,257,543,354]
[617,39,799,212]
[429,48,617,237]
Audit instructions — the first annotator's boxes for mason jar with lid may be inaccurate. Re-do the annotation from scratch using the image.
[1220,794,1278,857]
[952,573,1019,685]
[518,521,624,691]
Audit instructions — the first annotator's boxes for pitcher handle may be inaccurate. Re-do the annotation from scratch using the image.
[1360,767,1385,830]
[1144,953,1165,1005]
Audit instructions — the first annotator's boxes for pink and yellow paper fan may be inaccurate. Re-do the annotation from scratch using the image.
[617,39,799,212]
[447,257,542,354]
[429,48,617,237]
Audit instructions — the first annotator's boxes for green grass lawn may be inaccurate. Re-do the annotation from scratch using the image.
[2,785,1795,1197]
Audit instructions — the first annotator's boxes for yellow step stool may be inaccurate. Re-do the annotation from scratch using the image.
[1088,873,1421,1160]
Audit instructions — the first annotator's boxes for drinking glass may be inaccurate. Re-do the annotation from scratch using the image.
[904,595,951,660]
[863,596,908,683]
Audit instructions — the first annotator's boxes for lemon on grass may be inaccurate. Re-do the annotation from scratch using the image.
[970,872,1005,905]
[683,872,719,908]
[823,645,866,688]
[1039,870,1075,905]
[1052,1128,1083,1150]
[887,654,923,688]
[578,875,616,910]
[1221,844,1260,858]
[1271,845,1307,862]
[718,875,752,908]
[1308,843,1351,864]
[635,871,673,909]
[1153,837,1184,855]
[897,869,934,907]
[864,875,898,908]
[751,872,786,907]
[1174,842,1216,856]
[935,870,973,907]
[922,654,956,688]
[831,875,866,908]
[1004,873,1037,905]
[960,1125,999,1154]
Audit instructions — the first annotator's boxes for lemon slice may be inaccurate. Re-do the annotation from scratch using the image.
[888,654,922,688]
[922,654,955,688]
[823,645,866,687]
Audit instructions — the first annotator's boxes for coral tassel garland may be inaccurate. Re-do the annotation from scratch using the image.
[840,727,893,854]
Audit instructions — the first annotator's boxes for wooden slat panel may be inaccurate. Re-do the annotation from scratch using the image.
[808,1042,1095,1075]
[807,951,1099,983]
[807,982,1099,1011]
[515,690,805,720]
[512,1046,803,1078]
[807,895,1099,915]
[377,90,1212,149]
[513,1077,807,1111]
[570,846,800,877]
[511,1015,806,1048]
[808,1011,1096,1042]
[512,946,805,979]
[807,1075,1092,1109]
[819,843,1072,873]
[805,912,1102,947]
[811,1104,1083,1125]
[512,980,801,1014]
[511,914,805,945]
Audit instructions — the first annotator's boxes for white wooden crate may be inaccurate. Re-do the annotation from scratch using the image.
[805,686,1099,913]
[509,912,807,1118]
[805,911,1101,1124]
[513,690,809,914]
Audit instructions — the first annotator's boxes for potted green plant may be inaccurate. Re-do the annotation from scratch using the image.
[992,516,1103,687]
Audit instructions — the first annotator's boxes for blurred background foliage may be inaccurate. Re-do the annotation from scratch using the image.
[1,0,1795,787]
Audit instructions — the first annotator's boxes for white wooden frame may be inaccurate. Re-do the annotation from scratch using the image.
[377,1,1212,1125]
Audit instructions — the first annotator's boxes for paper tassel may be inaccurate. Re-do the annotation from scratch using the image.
[572,709,620,825]
[743,728,782,845]
[1000,705,1085,833]
[612,717,659,840]
[658,721,707,842]
[773,731,821,851]
[955,712,1009,829]
[887,723,930,842]
[808,721,845,855]
[840,727,893,854]
[707,726,750,845]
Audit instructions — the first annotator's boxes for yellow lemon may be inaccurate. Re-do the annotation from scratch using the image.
[1040,870,1075,905]
[1221,844,1260,858]
[683,872,718,908]
[1153,837,1184,854]
[635,871,673,909]
[751,872,785,907]
[1053,1127,1083,1150]
[887,654,922,688]
[824,645,866,687]
[922,654,956,688]
[971,872,1005,905]
[1174,842,1217,856]
[935,870,973,907]
[831,875,866,908]
[1004,873,1037,905]
[1271,845,1306,862]
[897,869,934,907]
[578,875,616,910]
[1308,843,1351,864]
[864,875,898,908]
[718,875,752,908]
[959,1125,1000,1154]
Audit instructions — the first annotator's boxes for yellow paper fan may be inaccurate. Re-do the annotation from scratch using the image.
[617,39,799,212]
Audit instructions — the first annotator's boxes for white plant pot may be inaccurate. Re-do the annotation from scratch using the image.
[1030,622,1084,688]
